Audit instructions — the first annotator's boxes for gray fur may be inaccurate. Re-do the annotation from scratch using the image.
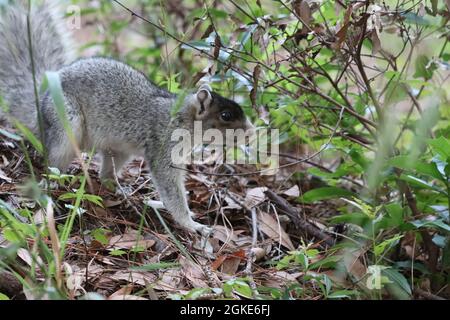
[0,0,74,131]
[0,2,252,234]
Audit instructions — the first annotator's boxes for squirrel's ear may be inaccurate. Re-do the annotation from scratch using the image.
[195,84,213,115]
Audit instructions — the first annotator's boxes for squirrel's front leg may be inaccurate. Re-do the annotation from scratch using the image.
[147,150,211,235]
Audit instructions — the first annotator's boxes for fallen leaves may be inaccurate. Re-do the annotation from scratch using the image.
[258,211,295,251]
[108,232,155,251]
[110,270,157,286]
[0,124,353,300]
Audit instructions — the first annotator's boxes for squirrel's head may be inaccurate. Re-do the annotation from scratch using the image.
[189,84,254,135]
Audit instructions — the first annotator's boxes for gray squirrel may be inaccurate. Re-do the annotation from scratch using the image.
[0,1,253,234]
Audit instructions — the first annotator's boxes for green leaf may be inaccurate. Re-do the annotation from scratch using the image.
[276,254,294,270]
[374,234,403,257]
[109,249,126,256]
[222,282,233,298]
[388,156,445,181]
[301,187,354,203]
[430,0,438,15]
[208,8,228,18]
[382,268,412,297]
[231,280,253,298]
[44,72,75,142]
[309,255,342,270]
[13,120,43,155]
[327,290,359,299]
[414,55,437,80]
[58,193,78,201]
[383,203,404,228]
[294,252,309,270]
[170,90,188,118]
[410,218,450,233]
[399,174,445,194]
[3,228,21,243]
[394,261,429,275]
[185,288,211,300]
[91,228,110,246]
[415,162,445,182]
[428,136,450,159]
[329,212,369,226]
[308,164,352,179]
[349,148,369,169]
[0,293,10,300]
[384,81,407,106]
[82,194,104,207]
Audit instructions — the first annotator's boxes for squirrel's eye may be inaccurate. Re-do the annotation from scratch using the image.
[221,111,233,122]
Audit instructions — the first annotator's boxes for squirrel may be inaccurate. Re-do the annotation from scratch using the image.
[0,1,253,235]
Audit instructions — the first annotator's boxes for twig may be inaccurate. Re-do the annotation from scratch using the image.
[415,288,446,301]
[265,190,335,248]
[244,208,258,293]
[224,192,259,296]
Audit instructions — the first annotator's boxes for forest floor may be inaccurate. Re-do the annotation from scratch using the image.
[0,124,352,300]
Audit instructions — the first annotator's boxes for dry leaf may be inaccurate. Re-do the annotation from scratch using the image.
[108,232,155,250]
[370,30,381,54]
[153,268,183,291]
[211,249,246,272]
[33,209,45,225]
[244,187,267,208]
[17,248,43,267]
[282,185,300,198]
[334,5,353,49]
[108,285,134,299]
[212,225,250,248]
[341,248,369,291]
[250,247,266,262]
[111,271,157,286]
[293,0,312,27]
[223,193,243,209]
[180,256,220,288]
[221,257,241,275]
[180,257,208,288]
[0,168,12,182]
[104,199,123,207]
[263,271,302,288]
[258,211,295,250]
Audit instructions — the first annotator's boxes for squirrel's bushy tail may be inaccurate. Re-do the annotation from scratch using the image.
[0,0,74,132]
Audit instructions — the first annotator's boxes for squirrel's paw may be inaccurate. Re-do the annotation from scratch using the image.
[183,219,212,236]
[188,210,197,219]
[195,223,213,236]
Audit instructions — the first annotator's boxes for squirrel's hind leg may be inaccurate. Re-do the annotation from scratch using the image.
[99,151,129,181]
[45,117,82,172]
